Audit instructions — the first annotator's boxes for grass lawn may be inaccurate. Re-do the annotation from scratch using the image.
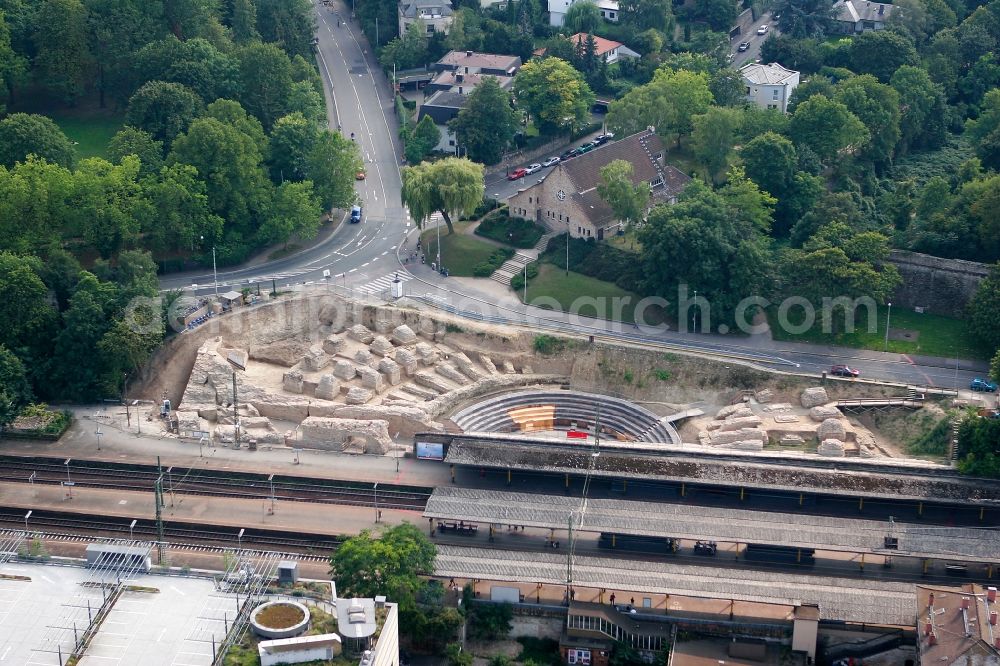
[51,112,123,159]
[420,221,508,277]
[520,262,664,325]
[767,303,986,360]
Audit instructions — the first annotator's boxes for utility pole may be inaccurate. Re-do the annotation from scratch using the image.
[232,371,240,447]
[154,456,166,563]
[884,302,892,352]
[212,245,219,300]
[566,513,573,600]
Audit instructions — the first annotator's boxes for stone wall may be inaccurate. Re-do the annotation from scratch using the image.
[888,250,991,317]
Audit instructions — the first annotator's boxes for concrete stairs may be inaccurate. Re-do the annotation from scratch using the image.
[489,231,558,285]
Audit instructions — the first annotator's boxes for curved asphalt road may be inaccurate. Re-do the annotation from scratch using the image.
[158,1,993,393]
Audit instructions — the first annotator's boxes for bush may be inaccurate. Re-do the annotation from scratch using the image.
[477,209,546,248]
[467,601,513,641]
[510,262,539,290]
[461,197,500,221]
[542,233,642,290]
[473,247,514,276]
[534,334,569,355]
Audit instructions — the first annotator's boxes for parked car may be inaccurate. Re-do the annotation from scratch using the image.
[525,163,543,174]
[593,134,611,146]
[507,167,527,180]
[560,148,577,160]
[830,365,860,378]
[970,377,998,392]
[577,143,595,154]
[757,24,768,34]
[542,156,561,167]
[738,40,752,52]
[694,540,718,556]
[350,205,362,223]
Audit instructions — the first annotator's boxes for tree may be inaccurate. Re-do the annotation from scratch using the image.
[32,0,92,104]
[286,80,326,126]
[991,348,1000,383]
[690,107,741,182]
[401,157,484,234]
[956,414,1000,478]
[683,0,736,31]
[0,113,75,168]
[760,35,824,75]
[0,9,27,113]
[0,252,56,353]
[891,65,947,154]
[306,130,363,210]
[564,0,601,33]
[513,57,594,135]
[162,0,216,39]
[73,156,144,258]
[788,95,868,163]
[51,285,109,399]
[130,37,240,106]
[772,0,837,38]
[140,163,223,253]
[108,126,163,176]
[83,0,160,109]
[125,81,205,146]
[607,68,712,147]
[256,0,316,58]
[741,131,797,200]
[0,157,73,254]
[98,303,164,387]
[598,160,650,229]
[230,0,260,42]
[619,0,673,33]
[169,116,270,234]
[0,344,31,428]
[449,77,520,165]
[833,75,901,167]
[466,602,513,641]
[848,30,920,83]
[445,643,473,666]
[259,180,321,245]
[405,115,442,164]
[968,262,1000,352]
[967,88,1000,167]
[380,21,429,70]
[268,112,318,183]
[237,41,294,130]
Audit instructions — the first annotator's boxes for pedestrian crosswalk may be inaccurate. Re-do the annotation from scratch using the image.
[353,271,413,296]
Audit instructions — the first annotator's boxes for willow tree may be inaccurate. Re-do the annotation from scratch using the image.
[400,157,484,234]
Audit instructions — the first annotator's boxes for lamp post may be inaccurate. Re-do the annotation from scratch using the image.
[373,483,379,523]
[95,426,102,452]
[237,527,245,551]
[24,510,31,533]
[129,519,137,541]
[691,289,697,333]
[566,220,570,276]
[884,302,892,352]
[524,262,528,303]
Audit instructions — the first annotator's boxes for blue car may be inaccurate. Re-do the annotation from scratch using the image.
[970,377,998,392]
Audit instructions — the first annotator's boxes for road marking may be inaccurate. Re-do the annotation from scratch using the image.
[348,268,358,272]
[361,262,370,267]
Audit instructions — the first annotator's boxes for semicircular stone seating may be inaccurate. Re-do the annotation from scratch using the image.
[451,389,679,445]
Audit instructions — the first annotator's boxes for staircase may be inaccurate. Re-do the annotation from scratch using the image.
[489,231,558,285]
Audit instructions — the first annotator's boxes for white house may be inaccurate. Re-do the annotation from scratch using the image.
[549,0,619,27]
[568,33,639,64]
[399,0,453,36]
[832,0,896,33]
[739,62,800,114]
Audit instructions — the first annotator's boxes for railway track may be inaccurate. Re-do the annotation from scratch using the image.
[0,455,431,511]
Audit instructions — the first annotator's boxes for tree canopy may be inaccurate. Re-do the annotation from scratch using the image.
[513,57,594,135]
[450,76,521,165]
[401,157,485,234]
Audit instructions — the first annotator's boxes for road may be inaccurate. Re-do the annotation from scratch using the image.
[157,1,991,391]
[730,11,776,69]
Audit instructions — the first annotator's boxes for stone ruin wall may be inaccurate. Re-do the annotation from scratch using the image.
[888,250,991,317]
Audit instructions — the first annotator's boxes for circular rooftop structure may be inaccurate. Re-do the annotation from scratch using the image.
[451,389,680,445]
[250,600,311,639]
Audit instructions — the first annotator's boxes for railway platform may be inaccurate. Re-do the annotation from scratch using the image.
[0,482,422,541]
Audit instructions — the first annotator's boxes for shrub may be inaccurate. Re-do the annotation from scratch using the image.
[534,334,569,355]
[473,247,515,277]
[652,368,671,381]
[510,262,539,290]
[477,209,546,248]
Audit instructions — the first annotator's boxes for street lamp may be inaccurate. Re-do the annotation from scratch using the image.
[237,527,245,551]
[691,290,697,333]
[95,426,102,452]
[884,302,892,352]
[201,235,218,300]
[566,219,570,276]
[373,483,379,523]
[24,510,31,533]
[64,458,72,499]
[523,262,528,303]
[129,519,137,541]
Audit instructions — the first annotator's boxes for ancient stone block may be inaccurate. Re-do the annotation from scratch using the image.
[414,372,451,393]
[299,416,391,454]
[358,367,385,393]
[345,386,373,405]
[354,349,373,366]
[451,352,484,380]
[322,335,344,355]
[809,405,842,422]
[332,360,356,380]
[502,360,515,374]
[710,427,767,446]
[724,440,764,451]
[392,324,418,345]
[521,365,533,374]
[816,418,846,441]
[348,324,374,344]
[282,370,304,394]
[818,439,846,457]
[436,364,469,385]
[718,415,763,431]
[800,387,830,408]
[478,354,498,375]
[301,347,330,372]
[395,349,418,375]
[378,358,402,385]
[370,336,394,357]
[716,405,753,420]
[755,389,774,403]
[779,434,805,446]
[315,374,340,400]
[415,342,438,365]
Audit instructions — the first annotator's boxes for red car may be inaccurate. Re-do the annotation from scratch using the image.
[507,167,527,180]
[830,365,860,377]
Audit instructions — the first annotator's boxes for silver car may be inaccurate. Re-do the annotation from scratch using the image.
[542,156,560,167]
[525,163,543,174]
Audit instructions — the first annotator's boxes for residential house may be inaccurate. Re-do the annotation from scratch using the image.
[739,62,800,113]
[568,33,639,64]
[507,129,691,240]
[425,50,521,95]
[417,90,467,154]
[916,585,1000,666]
[549,0,619,27]
[832,0,895,33]
[398,0,453,36]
